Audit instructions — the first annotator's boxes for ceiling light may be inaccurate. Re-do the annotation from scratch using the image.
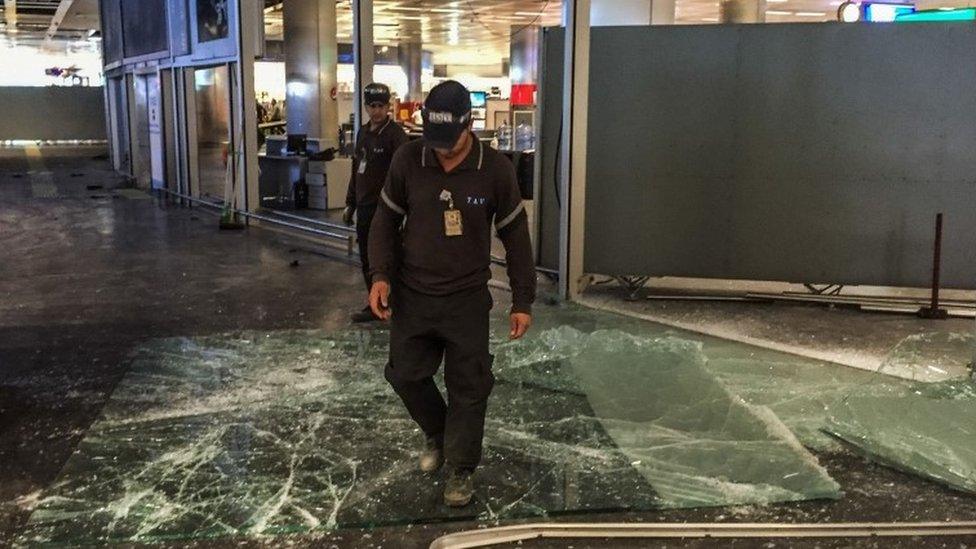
[765,10,793,14]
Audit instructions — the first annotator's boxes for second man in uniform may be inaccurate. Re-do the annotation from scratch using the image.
[344,82,409,322]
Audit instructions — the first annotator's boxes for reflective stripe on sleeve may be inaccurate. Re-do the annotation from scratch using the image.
[495,201,525,231]
[381,189,406,215]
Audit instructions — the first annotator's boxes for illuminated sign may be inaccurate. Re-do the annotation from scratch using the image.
[895,7,976,21]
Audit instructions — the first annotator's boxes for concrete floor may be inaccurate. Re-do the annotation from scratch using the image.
[2,147,976,548]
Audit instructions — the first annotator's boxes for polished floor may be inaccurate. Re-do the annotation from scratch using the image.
[2,147,976,548]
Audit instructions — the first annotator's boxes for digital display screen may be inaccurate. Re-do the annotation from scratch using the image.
[865,3,913,22]
[470,92,487,108]
[896,7,976,21]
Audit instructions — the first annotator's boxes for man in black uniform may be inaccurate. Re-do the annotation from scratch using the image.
[344,83,409,322]
[368,81,536,507]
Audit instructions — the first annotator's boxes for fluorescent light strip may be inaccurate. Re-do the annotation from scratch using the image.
[766,10,793,14]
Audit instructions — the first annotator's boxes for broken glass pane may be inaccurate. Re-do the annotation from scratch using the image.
[876,332,976,382]
[825,379,976,495]
[517,327,841,507]
[20,316,846,545]
[18,328,659,545]
[703,341,910,452]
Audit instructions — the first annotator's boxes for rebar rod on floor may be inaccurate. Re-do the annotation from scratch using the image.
[429,521,976,549]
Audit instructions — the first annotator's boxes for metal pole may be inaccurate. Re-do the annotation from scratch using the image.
[558,0,591,300]
[352,0,374,131]
[919,212,948,319]
[429,521,976,549]
[256,208,354,233]
[158,188,354,243]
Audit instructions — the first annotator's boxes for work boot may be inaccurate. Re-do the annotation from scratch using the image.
[350,306,380,323]
[444,468,475,507]
[419,436,444,473]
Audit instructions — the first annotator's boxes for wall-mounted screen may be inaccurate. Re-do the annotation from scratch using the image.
[470,91,487,108]
[100,0,123,64]
[197,0,231,43]
[121,0,168,58]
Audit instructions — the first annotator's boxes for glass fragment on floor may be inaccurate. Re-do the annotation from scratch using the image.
[497,327,841,507]
[825,379,976,495]
[19,300,971,545]
[876,332,976,382]
[18,328,658,545]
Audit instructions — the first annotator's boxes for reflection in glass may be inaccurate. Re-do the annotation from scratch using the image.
[194,65,232,201]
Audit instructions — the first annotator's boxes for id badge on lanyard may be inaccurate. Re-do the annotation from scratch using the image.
[440,190,463,237]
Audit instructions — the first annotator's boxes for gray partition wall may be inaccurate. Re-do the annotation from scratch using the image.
[539,24,976,289]
[0,87,106,141]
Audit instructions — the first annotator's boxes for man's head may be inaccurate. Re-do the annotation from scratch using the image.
[363,83,392,125]
[422,80,472,155]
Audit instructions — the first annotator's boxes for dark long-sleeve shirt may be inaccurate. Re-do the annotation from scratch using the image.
[345,117,409,209]
[368,136,536,314]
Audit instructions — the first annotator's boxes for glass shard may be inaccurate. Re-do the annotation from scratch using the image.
[18,329,658,545]
[507,328,841,507]
[825,379,976,495]
[877,332,976,382]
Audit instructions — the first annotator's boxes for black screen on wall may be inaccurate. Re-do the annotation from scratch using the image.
[100,0,123,64]
[120,0,168,58]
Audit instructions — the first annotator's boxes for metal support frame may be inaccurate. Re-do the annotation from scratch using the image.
[803,283,845,296]
[352,0,374,131]
[558,0,591,300]
[429,521,976,549]
[237,0,261,214]
[159,188,354,248]
[44,0,75,44]
[614,275,652,301]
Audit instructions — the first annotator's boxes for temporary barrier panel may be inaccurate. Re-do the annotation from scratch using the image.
[539,24,976,289]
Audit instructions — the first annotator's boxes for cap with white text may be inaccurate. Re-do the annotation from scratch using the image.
[422,80,472,150]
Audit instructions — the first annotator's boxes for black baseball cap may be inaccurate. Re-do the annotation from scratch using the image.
[363,83,391,105]
[422,80,472,150]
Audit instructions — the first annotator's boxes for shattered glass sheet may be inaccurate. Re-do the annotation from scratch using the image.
[19,310,848,545]
[822,331,976,494]
[703,341,909,452]
[877,332,976,382]
[26,301,968,544]
[825,379,976,495]
[501,305,908,452]
[18,329,657,545]
[502,327,840,507]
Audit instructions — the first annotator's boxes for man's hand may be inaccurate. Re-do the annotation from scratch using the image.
[509,312,532,340]
[342,206,355,226]
[369,280,392,321]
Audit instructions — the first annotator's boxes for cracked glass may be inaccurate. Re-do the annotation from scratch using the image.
[18,302,974,545]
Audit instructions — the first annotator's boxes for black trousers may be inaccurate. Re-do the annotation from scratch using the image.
[355,204,377,291]
[385,283,495,470]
